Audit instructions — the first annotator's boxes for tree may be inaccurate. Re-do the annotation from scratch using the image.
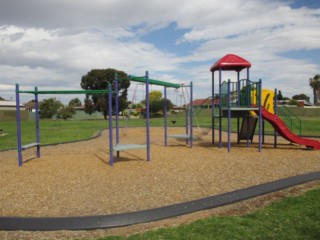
[149,90,162,101]
[69,98,82,107]
[83,98,95,115]
[292,94,310,102]
[81,68,130,119]
[142,90,173,114]
[0,96,5,100]
[277,90,284,100]
[39,98,63,119]
[309,74,320,106]
[56,106,76,120]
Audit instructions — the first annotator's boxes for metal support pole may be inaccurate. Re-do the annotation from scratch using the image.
[15,84,23,166]
[108,83,114,166]
[219,68,222,148]
[164,86,168,146]
[35,87,40,158]
[246,79,250,147]
[237,71,240,143]
[237,71,240,107]
[185,90,189,145]
[227,79,231,152]
[190,81,193,148]
[274,88,278,148]
[212,71,215,144]
[228,79,231,152]
[115,73,120,158]
[145,71,150,161]
[258,79,262,152]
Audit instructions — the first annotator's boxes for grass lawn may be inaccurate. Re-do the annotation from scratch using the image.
[0,109,320,150]
[100,187,320,240]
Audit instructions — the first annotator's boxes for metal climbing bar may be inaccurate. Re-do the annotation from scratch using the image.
[129,75,180,89]
[17,89,111,94]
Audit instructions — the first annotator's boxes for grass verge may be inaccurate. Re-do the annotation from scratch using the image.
[99,187,320,240]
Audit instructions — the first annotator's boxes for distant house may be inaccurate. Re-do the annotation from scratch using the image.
[190,98,218,108]
[24,101,36,112]
[0,100,27,120]
[0,100,25,111]
[296,100,313,107]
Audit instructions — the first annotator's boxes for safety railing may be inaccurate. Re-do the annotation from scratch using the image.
[277,106,302,135]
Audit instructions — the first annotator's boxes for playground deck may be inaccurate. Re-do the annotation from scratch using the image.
[0,127,319,238]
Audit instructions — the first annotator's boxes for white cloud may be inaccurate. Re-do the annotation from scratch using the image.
[0,0,319,104]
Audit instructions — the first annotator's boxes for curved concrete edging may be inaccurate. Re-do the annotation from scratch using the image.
[0,171,319,231]
[0,129,105,152]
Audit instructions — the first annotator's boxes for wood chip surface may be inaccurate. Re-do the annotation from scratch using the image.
[0,127,319,218]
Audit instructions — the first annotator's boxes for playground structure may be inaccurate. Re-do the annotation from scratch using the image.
[4,55,320,233]
[210,54,320,151]
[15,54,320,166]
[15,71,194,166]
[210,54,263,152]
[111,72,193,165]
[15,84,113,166]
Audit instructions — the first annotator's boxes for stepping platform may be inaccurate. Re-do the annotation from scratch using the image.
[167,134,192,139]
[113,144,147,151]
[21,142,40,150]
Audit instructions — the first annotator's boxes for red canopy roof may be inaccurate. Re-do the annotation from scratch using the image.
[210,54,251,72]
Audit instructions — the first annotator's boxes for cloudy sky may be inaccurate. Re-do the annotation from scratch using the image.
[1,0,319,104]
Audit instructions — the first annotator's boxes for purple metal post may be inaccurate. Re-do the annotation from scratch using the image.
[35,87,40,158]
[246,78,250,147]
[237,71,240,144]
[237,71,240,106]
[274,88,278,148]
[115,73,120,158]
[15,84,23,166]
[164,86,167,146]
[185,89,189,145]
[211,71,215,144]
[145,71,150,161]
[227,79,231,152]
[258,79,262,152]
[108,83,114,166]
[218,68,222,148]
[190,81,193,148]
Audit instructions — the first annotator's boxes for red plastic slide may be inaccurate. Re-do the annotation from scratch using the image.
[256,107,320,149]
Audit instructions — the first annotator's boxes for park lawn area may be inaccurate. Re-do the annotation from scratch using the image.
[0,118,168,150]
[100,187,320,240]
[0,110,319,150]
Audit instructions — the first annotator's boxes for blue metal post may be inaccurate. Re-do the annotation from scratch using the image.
[164,86,167,146]
[15,84,23,166]
[35,87,40,158]
[212,71,215,144]
[227,79,231,152]
[190,81,193,148]
[219,68,222,148]
[108,83,114,166]
[258,79,262,152]
[145,71,150,161]
[115,73,120,158]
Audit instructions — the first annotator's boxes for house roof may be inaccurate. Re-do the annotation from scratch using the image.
[0,100,25,107]
[210,54,251,72]
[191,98,219,106]
[24,101,36,109]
